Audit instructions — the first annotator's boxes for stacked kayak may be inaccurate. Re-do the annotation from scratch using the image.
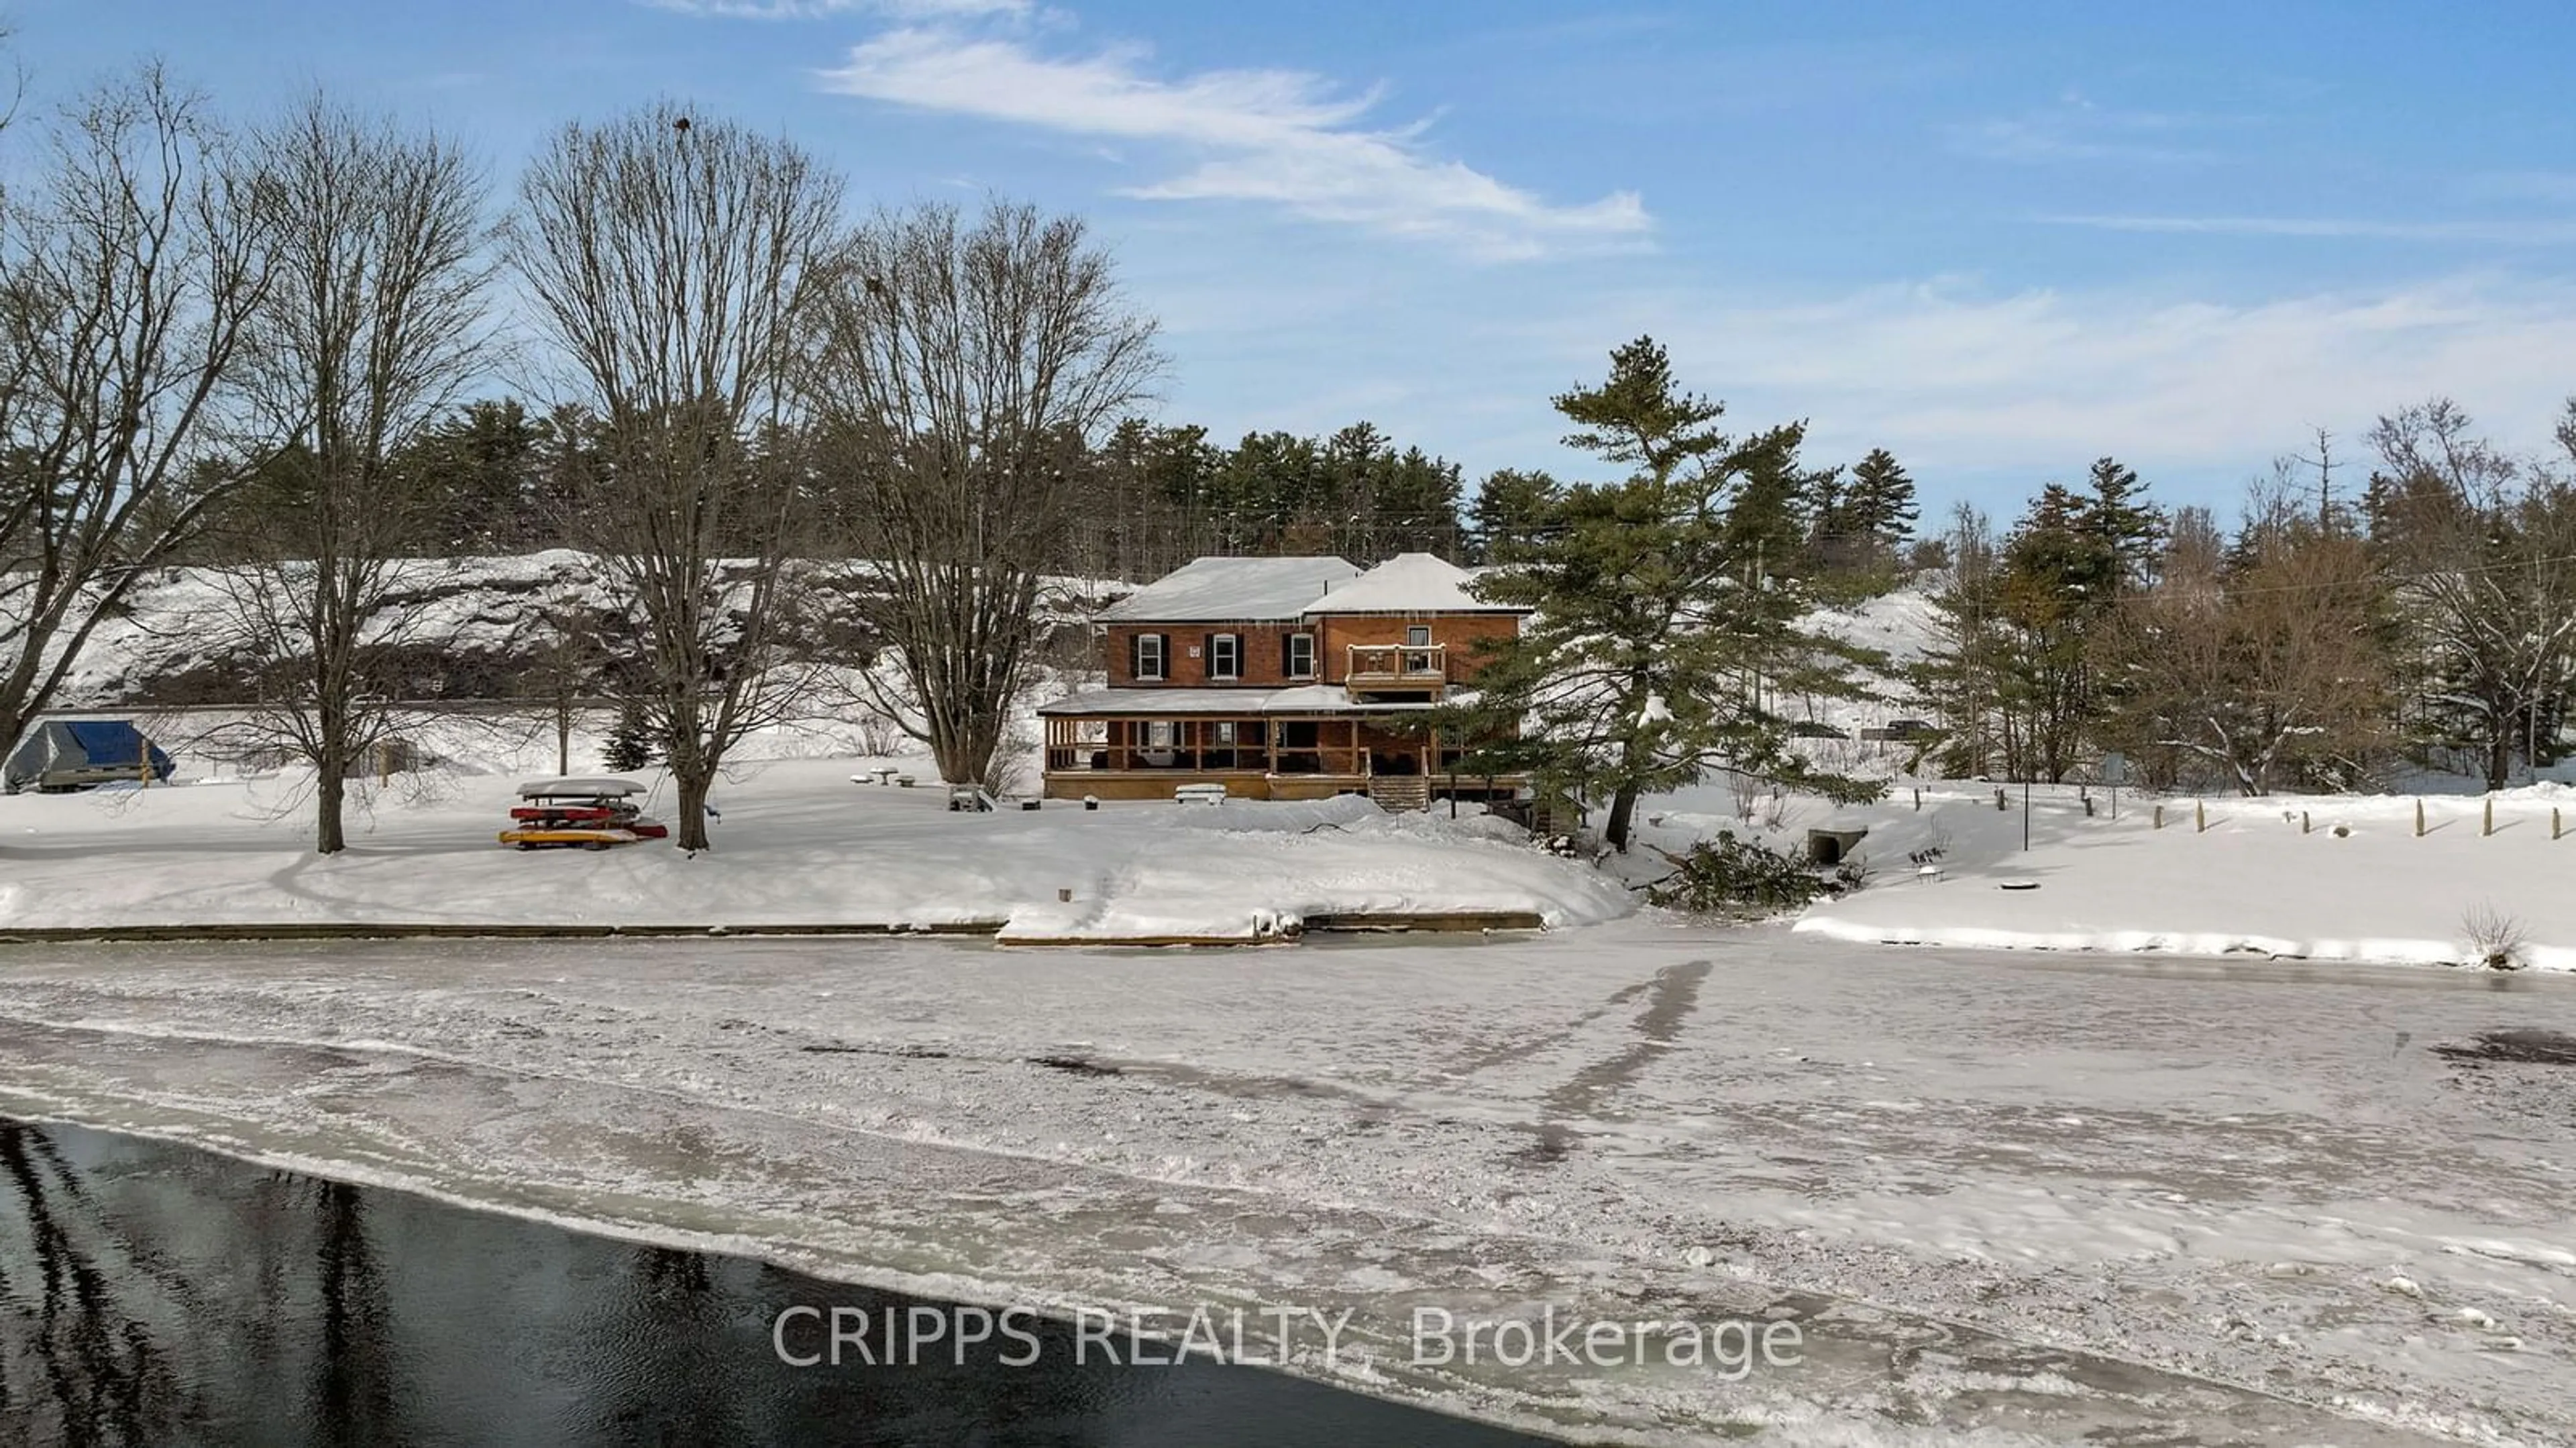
[500,778,669,849]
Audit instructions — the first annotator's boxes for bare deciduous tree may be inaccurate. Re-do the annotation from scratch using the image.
[208,93,488,853]
[508,102,843,851]
[806,199,1159,788]
[2098,486,2390,795]
[2367,399,2576,789]
[0,66,272,760]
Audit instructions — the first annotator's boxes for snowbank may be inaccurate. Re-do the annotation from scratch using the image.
[1768,782,2576,971]
[0,754,1631,938]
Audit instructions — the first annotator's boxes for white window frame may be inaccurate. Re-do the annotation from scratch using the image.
[1136,633,1165,681]
[1287,633,1316,678]
[1405,624,1433,648]
[1210,633,1240,680]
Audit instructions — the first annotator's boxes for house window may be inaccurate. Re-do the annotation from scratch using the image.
[1213,721,1236,744]
[1210,633,1240,680]
[1134,633,1165,680]
[1405,625,1432,648]
[1285,633,1316,678]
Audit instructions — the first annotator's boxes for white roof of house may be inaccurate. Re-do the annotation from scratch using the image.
[1302,552,1521,616]
[1098,556,1361,623]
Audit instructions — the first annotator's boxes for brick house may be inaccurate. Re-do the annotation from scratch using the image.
[1038,553,1530,807]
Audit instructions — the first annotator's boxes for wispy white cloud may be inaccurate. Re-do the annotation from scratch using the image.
[815,28,1648,259]
[1623,276,2576,482]
[1949,94,2237,165]
[643,0,1030,20]
[2037,214,2576,245]
[1124,255,2576,512]
[2461,170,2576,206]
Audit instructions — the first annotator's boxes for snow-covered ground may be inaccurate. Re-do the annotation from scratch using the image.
[13,705,2575,968]
[0,739,1627,939]
[1,926,2569,1444]
[1688,779,2576,972]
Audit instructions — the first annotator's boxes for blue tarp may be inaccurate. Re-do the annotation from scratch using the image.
[3,719,176,792]
[63,722,172,775]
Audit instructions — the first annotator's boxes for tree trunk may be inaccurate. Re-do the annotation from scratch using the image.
[674,768,712,852]
[2485,729,2513,792]
[316,767,347,856]
[1604,782,1640,853]
[934,734,982,786]
[555,701,572,778]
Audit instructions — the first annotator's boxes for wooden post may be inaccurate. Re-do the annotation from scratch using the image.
[2195,799,2207,833]
[1994,786,2006,811]
[2153,804,2164,830]
[2415,798,2425,837]
[1913,787,1921,811]
[2556,807,2563,841]
[2482,798,2493,837]
[2301,811,2310,835]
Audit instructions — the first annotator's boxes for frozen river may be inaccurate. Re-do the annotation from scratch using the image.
[1,923,2569,1445]
[0,1118,1555,1446]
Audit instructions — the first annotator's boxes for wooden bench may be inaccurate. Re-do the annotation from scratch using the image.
[1173,783,1228,806]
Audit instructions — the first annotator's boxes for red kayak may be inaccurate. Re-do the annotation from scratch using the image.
[510,804,631,822]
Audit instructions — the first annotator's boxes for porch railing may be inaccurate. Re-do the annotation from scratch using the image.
[1345,643,1446,684]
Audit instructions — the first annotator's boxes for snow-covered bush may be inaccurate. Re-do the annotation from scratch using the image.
[2461,902,2528,970]
[851,707,905,758]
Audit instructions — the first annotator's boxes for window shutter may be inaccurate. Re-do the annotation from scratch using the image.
[1281,634,1293,678]
[1203,633,1216,678]
[1128,631,1142,680]
[1155,633,1170,676]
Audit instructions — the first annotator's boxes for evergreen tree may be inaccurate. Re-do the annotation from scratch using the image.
[2079,456,2165,591]
[1801,464,1853,569]
[1913,503,2008,776]
[398,399,553,556]
[1374,445,1466,558]
[1995,483,2118,781]
[1437,337,1874,852]
[1470,468,1562,563]
[602,700,657,773]
[1844,447,1921,560]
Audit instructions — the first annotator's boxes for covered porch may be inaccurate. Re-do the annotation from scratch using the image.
[1040,713,1515,805]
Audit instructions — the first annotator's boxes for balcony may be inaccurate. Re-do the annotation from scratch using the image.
[1345,642,1447,689]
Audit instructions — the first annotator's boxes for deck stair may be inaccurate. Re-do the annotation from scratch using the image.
[1366,776,1430,812]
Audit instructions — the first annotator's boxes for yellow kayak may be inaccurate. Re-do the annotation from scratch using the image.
[498,826,641,849]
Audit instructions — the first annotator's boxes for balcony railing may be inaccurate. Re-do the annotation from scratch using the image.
[1345,643,1446,685]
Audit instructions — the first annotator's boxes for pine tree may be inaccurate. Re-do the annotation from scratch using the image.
[1845,448,1921,560]
[1913,503,2007,776]
[602,700,657,773]
[1470,468,1562,563]
[1436,337,1875,852]
[2080,456,2165,591]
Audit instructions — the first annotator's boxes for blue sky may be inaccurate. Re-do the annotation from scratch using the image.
[16,0,2576,519]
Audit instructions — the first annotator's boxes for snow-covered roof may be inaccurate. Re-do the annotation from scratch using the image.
[519,777,645,798]
[1098,556,1361,623]
[1037,686,1438,716]
[1303,552,1521,616]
